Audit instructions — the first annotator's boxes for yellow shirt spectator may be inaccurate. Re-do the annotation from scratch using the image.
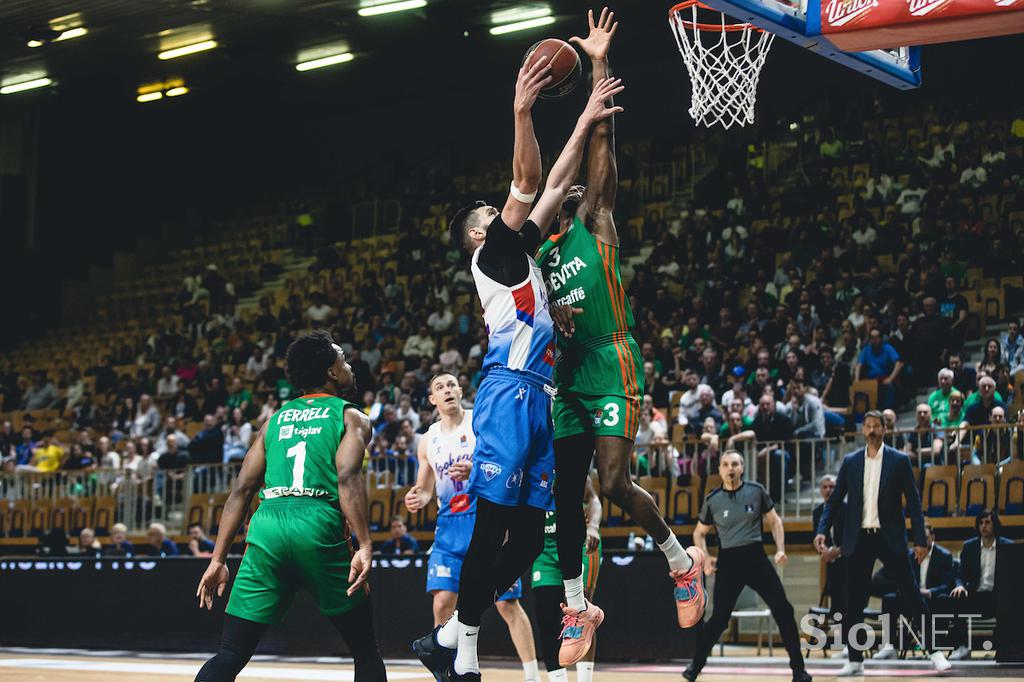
[32,443,65,472]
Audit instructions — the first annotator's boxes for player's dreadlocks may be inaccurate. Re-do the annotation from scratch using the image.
[285,329,338,390]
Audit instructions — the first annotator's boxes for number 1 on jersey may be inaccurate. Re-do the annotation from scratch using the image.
[286,441,307,489]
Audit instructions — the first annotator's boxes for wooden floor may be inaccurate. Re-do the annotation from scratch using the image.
[0,652,1015,681]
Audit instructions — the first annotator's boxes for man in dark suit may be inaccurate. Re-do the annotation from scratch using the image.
[814,410,951,675]
[873,524,956,659]
[944,509,1013,660]
[752,394,795,502]
[812,474,846,621]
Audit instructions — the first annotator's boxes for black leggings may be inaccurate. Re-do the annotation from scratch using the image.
[691,544,804,673]
[555,433,671,580]
[455,497,545,627]
[533,585,566,672]
[194,598,387,681]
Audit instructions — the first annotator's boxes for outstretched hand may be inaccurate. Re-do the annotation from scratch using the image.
[580,77,624,124]
[570,7,619,62]
[196,560,229,611]
[515,55,553,114]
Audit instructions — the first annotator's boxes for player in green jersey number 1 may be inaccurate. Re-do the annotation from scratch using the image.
[535,8,706,666]
[193,330,387,682]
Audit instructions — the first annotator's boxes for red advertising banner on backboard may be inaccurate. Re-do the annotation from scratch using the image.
[820,0,1024,51]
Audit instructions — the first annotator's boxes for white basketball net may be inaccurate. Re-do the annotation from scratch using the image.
[669,2,775,129]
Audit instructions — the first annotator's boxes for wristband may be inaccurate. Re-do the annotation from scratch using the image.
[510,181,537,204]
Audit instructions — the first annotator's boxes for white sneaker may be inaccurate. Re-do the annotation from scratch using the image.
[837,662,864,676]
[930,651,952,672]
[874,643,896,660]
[948,645,971,661]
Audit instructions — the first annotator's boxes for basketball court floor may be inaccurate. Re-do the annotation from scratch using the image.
[0,650,1016,681]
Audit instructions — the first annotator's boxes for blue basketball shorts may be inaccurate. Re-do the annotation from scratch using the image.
[466,366,556,511]
[426,510,522,601]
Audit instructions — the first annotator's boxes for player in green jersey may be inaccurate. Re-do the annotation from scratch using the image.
[193,330,386,682]
[535,8,705,665]
[530,476,602,682]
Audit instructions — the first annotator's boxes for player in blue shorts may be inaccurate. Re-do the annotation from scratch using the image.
[411,60,624,682]
[406,374,541,682]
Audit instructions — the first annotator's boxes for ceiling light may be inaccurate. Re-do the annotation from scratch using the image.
[491,5,552,24]
[137,91,163,103]
[296,52,354,71]
[358,0,427,16]
[489,16,556,35]
[1,77,53,95]
[165,86,189,97]
[158,39,217,60]
[55,27,88,41]
[27,39,44,48]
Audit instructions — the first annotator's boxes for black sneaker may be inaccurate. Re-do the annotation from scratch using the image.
[412,626,455,682]
[682,663,700,680]
[442,669,481,682]
[793,671,813,682]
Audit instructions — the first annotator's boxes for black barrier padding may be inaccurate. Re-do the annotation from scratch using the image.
[0,553,694,661]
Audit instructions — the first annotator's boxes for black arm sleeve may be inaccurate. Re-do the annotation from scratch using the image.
[476,215,541,287]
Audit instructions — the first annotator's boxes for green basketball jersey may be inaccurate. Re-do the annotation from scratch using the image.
[261,394,354,507]
[535,215,635,351]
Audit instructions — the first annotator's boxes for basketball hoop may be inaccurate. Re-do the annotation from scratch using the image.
[668,1,775,129]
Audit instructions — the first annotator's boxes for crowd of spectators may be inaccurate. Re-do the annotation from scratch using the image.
[1,104,1024,515]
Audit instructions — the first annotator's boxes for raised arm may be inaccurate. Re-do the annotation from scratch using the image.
[570,7,620,246]
[196,421,268,610]
[500,57,552,231]
[529,77,624,234]
[337,407,374,595]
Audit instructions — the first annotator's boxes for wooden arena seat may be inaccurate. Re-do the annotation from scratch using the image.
[69,499,94,535]
[922,465,958,517]
[7,499,30,538]
[210,493,229,535]
[92,496,117,536]
[186,493,212,532]
[960,464,995,516]
[849,380,877,414]
[28,499,52,537]
[701,474,723,504]
[669,478,699,524]
[367,486,391,533]
[998,460,1024,514]
[49,498,73,535]
[391,486,413,528]
[638,475,669,520]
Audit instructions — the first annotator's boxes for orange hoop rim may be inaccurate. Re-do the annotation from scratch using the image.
[668,0,766,33]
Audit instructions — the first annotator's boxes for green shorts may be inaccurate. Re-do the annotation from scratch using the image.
[531,538,602,593]
[226,498,365,625]
[552,334,644,440]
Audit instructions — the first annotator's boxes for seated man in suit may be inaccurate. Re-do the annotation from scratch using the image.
[812,474,846,621]
[874,524,955,659]
[944,509,1013,660]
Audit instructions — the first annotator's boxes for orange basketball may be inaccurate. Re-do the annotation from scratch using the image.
[524,38,582,99]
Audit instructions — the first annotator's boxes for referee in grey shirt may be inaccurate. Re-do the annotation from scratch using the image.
[684,451,810,682]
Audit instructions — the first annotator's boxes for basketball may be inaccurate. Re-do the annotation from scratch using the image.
[524,38,581,99]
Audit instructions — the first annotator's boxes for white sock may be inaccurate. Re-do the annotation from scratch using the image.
[577,661,595,682]
[523,659,540,682]
[454,621,480,675]
[546,669,568,682]
[564,575,586,612]
[658,534,692,572]
[437,611,459,649]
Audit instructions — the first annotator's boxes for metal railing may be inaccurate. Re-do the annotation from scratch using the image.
[1,422,1019,535]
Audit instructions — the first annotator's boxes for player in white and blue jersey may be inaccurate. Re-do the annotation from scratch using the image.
[412,67,625,682]
[405,373,541,682]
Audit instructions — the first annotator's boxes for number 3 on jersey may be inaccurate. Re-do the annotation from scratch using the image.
[602,402,619,426]
[287,441,307,489]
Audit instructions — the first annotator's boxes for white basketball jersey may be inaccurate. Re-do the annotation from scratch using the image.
[471,246,556,379]
[425,410,476,516]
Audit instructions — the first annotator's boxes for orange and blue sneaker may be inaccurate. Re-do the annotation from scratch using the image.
[672,546,706,628]
[557,599,605,667]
